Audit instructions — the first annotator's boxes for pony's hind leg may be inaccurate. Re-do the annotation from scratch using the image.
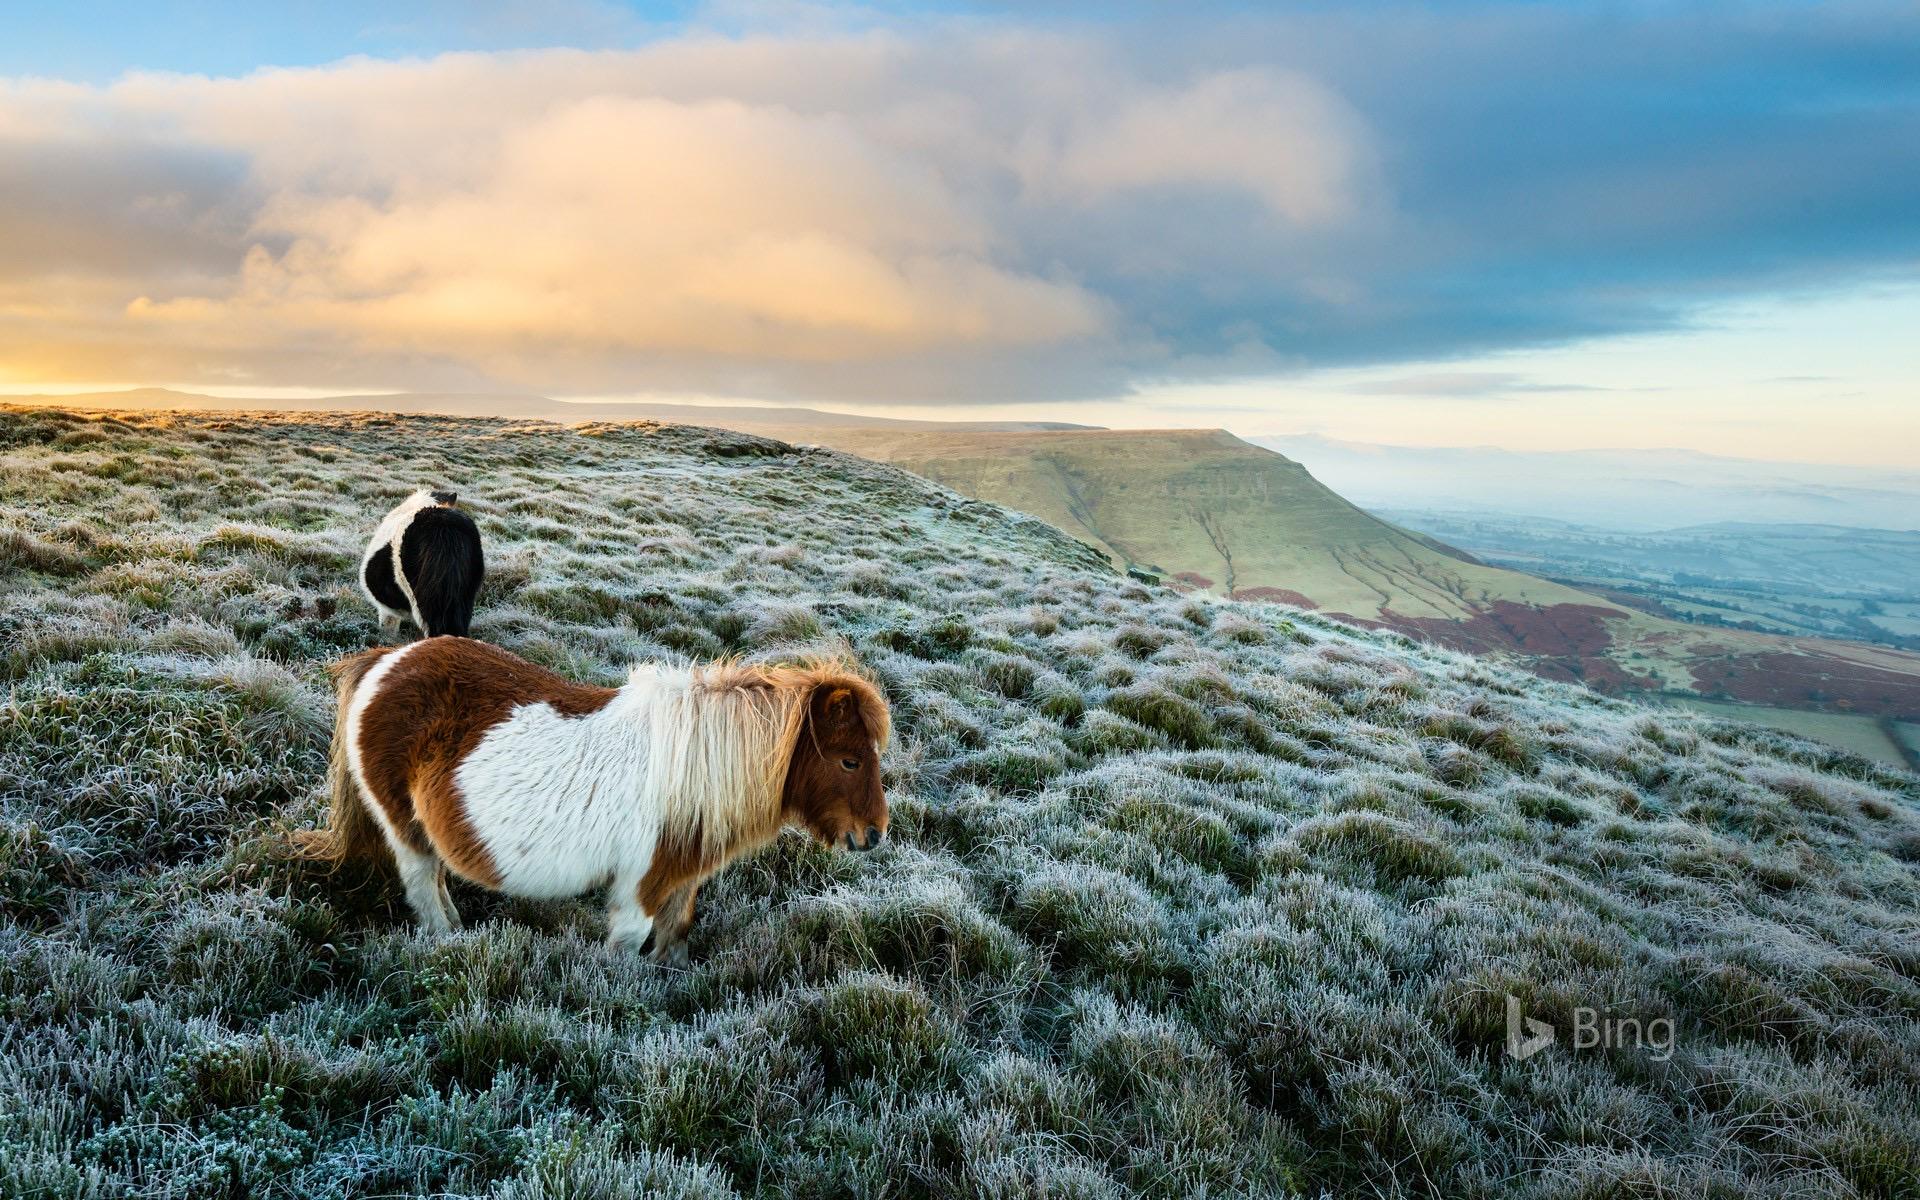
[435,867,464,930]
[390,839,460,934]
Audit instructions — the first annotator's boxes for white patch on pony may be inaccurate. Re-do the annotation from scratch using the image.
[449,660,850,932]
[360,489,445,631]
[454,688,666,899]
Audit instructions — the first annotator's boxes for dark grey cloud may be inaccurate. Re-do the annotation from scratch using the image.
[0,137,253,279]
[1084,1,1920,372]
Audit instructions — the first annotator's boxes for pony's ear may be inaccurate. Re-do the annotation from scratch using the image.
[431,489,459,506]
[814,686,857,729]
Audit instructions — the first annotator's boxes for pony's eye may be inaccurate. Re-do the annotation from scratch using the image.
[840,757,860,772]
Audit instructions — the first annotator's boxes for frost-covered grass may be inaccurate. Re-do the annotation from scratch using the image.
[2,405,1918,1199]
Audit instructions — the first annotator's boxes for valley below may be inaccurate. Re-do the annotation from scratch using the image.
[1381,511,1920,653]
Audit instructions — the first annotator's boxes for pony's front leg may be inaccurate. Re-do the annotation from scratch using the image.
[641,879,702,963]
[435,868,463,930]
[647,880,702,967]
[603,873,654,954]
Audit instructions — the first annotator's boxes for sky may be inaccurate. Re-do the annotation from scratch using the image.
[1,1,1917,465]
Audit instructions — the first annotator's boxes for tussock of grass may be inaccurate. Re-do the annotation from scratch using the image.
[1,406,1916,1197]
[1103,681,1216,749]
[1287,810,1467,891]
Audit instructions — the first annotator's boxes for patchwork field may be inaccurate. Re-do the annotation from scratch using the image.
[1663,698,1919,772]
[2,406,1918,1198]
[1380,511,1920,655]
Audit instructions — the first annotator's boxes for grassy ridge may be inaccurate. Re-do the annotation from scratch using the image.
[2,407,1918,1198]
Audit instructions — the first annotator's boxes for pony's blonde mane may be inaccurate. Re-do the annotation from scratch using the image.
[630,654,889,866]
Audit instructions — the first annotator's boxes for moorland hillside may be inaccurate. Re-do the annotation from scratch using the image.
[1,406,1917,1198]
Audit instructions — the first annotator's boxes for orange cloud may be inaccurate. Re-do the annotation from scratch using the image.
[0,37,1375,397]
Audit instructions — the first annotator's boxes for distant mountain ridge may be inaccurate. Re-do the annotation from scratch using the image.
[6,387,1095,434]
[784,426,1920,732]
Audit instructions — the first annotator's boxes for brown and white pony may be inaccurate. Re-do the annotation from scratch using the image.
[300,637,890,961]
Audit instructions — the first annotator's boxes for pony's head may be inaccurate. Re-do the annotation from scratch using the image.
[783,680,889,851]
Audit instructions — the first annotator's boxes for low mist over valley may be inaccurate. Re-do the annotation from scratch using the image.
[1260,437,1920,533]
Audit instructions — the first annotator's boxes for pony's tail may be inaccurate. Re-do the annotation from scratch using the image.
[294,648,392,867]
[401,506,484,638]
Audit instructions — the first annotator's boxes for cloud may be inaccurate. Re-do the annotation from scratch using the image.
[1340,372,1608,398]
[131,89,1106,361]
[1,5,1918,401]
[0,35,1372,397]
[1047,68,1370,227]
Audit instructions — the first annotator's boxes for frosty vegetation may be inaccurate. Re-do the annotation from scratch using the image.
[1,406,1916,1199]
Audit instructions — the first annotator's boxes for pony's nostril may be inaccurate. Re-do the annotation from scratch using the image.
[864,825,881,849]
[844,831,858,852]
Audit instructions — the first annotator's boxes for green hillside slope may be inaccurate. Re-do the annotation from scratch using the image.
[2,406,1917,1198]
[814,428,1589,617]
[804,427,1920,720]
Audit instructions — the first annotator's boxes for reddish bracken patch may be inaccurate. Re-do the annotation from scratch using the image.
[1566,656,1656,692]
[1171,571,1216,591]
[1337,601,1662,695]
[1689,650,1920,716]
[1231,586,1316,608]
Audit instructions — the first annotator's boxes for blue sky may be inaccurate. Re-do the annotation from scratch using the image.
[2,2,1917,463]
[0,2,693,81]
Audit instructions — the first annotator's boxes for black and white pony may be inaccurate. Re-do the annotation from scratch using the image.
[360,489,484,639]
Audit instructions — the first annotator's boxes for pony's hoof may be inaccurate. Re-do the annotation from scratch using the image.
[646,936,690,968]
